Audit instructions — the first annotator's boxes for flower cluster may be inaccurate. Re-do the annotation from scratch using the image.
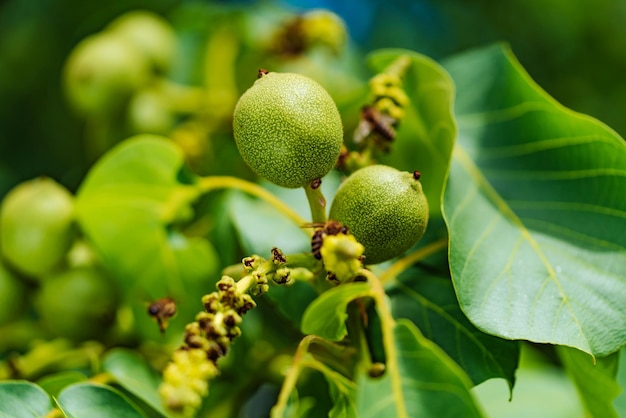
[368,71,410,121]
[338,55,412,172]
[159,248,310,416]
[159,273,258,417]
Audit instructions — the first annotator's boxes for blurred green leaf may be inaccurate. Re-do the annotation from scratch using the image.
[557,346,620,418]
[355,319,483,418]
[327,371,358,418]
[58,382,147,418]
[272,389,316,418]
[37,371,87,398]
[75,135,214,338]
[442,44,626,356]
[368,48,456,218]
[103,348,170,417]
[388,269,519,389]
[473,364,585,418]
[0,380,53,418]
[301,282,372,341]
[76,135,200,298]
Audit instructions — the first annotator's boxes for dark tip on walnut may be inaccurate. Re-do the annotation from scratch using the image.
[258,68,269,78]
[413,170,421,180]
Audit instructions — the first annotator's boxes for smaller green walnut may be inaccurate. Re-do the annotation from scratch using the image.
[233,71,343,188]
[0,177,76,278]
[329,165,428,264]
[63,32,149,114]
[35,266,119,341]
[106,10,176,73]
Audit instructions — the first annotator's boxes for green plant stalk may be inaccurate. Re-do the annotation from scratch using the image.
[197,176,310,233]
[271,335,316,417]
[236,273,257,294]
[379,237,448,285]
[304,182,327,223]
[43,409,65,418]
[358,268,409,418]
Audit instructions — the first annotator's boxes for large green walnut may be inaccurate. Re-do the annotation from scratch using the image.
[329,165,428,264]
[233,72,343,188]
[0,177,76,278]
[35,267,119,341]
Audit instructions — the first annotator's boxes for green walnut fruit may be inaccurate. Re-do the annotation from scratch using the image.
[107,10,176,73]
[35,267,119,341]
[329,165,428,264]
[63,32,149,114]
[0,177,76,278]
[233,71,343,188]
[0,261,27,326]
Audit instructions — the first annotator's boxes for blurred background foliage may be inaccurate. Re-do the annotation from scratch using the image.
[1,0,626,198]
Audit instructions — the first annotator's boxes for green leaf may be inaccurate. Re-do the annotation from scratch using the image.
[326,369,358,418]
[615,347,626,414]
[225,188,309,256]
[0,380,53,418]
[103,348,171,417]
[301,282,373,341]
[557,346,620,418]
[37,371,87,398]
[442,44,626,356]
[75,135,212,338]
[355,319,484,418]
[368,49,456,218]
[58,382,147,418]
[388,269,519,389]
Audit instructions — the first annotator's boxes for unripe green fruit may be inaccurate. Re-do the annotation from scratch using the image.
[35,267,119,341]
[128,87,174,134]
[107,10,176,73]
[0,177,76,278]
[329,165,428,264]
[63,32,149,114]
[233,72,343,188]
[0,261,27,326]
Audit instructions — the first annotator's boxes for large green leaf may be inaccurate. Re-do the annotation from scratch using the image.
[0,380,53,418]
[442,44,626,356]
[75,135,216,338]
[57,382,147,418]
[368,49,456,218]
[355,319,484,418]
[389,269,519,389]
[557,346,620,418]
